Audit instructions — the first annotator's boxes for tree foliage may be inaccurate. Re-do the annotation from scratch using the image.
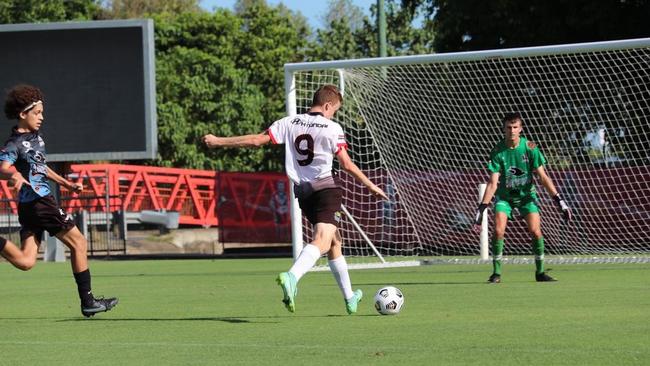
[154,12,266,171]
[2,0,649,171]
[429,0,650,52]
[99,0,202,19]
[153,4,309,171]
[311,0,434,61]
[0,0,100,24]
[321,0,365,32]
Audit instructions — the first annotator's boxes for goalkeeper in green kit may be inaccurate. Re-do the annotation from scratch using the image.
[473,113,572,283]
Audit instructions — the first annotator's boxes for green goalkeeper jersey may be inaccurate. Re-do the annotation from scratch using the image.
[487,137,546,202]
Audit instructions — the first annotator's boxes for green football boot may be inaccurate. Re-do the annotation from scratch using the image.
[276,272,297,313]
[345,289,363,315]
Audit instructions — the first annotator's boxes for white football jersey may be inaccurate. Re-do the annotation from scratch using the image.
[267,112,347,184]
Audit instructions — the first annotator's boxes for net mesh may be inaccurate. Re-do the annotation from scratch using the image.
[290,40,650,264]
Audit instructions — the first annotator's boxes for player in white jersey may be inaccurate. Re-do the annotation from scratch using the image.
[202,85,387,314]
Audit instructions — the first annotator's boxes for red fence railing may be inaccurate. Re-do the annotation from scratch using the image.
[0,164,291,233]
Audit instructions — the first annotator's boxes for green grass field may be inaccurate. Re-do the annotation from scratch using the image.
[0,259,648,365]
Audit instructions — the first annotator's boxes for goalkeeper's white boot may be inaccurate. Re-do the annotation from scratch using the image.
[345,289,363,315]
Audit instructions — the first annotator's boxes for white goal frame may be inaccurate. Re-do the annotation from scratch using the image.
[284,37,650,267]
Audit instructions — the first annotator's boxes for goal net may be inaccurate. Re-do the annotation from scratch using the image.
[284,38,650,267]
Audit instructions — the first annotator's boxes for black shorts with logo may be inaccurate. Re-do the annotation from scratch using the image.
[298,188,343,226]
[18,195,75,242]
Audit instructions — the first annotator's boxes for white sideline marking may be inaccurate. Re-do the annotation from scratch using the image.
[311,256,650,271]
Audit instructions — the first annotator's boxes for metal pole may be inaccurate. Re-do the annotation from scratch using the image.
[341,205,386,263]
[216,170,224,257]
[478,184,489,260]
[285,69,303,260]
[105,169,111,257]
[377,0,387,58]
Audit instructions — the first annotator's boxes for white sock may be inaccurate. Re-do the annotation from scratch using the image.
[328,255,354,300]
[289,244,321,281]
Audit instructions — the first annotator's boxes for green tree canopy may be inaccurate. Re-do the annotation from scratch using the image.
[153,3,309,171]
[0,0,100,24]
[311,0,434,61]
[99,0,202,19]
[429,0,650,52]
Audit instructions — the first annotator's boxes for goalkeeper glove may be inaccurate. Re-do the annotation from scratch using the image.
[553,193,572,222]
[473,203,489,232]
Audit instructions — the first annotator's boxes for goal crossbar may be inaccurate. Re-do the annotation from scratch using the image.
[285,38,650,72]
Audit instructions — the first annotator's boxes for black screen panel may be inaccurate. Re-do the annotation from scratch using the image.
[0,20,156,161]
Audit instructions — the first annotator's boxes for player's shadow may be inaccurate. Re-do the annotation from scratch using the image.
[325,314,379,317]
[4,314,376,322]
[55,313,369,322]
[56,317,262,323]
[355,281,484,286]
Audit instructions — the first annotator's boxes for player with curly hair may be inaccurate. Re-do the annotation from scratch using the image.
[1,84,118,317]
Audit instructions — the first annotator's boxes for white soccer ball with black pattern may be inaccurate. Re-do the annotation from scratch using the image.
[374,286,404,315]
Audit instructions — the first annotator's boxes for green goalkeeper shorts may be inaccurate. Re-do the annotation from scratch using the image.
[494,196,540,219]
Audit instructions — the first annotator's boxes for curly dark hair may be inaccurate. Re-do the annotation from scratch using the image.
[4,84,44,120]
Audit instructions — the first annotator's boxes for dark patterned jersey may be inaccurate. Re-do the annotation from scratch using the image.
[0,127,50,202]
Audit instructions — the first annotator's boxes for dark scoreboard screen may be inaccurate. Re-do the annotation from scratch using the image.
[0,20,156,161]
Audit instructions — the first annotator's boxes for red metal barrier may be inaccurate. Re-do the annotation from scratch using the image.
[216,171,291,243]
[66,164,219,226]
[0,164,291,232]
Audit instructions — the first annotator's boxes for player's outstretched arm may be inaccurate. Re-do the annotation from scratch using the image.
[202,132,271,149]
[535,166,571,222]
[335,148,388,200]
[473,172,499,233]
[0,161,28,191]
[46,166,82,193]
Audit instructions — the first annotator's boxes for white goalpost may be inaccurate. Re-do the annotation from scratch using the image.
[284,37,650,268]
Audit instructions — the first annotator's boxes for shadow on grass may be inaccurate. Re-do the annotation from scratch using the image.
[0,313,381,323]
[55,317,263,323]
[355,281,486,286]
[95,271,276,278]
[54,313,362,322]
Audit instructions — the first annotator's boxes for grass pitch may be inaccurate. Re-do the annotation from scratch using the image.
[0,259,647,365]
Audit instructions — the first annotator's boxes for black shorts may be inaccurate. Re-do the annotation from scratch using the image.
[298,188,343,226]
[18,195,75,242]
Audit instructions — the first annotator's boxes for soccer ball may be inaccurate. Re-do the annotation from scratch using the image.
[374,286,404,315]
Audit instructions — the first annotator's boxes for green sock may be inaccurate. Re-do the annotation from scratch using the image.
[533,237,545,274]
[492,238,504,275]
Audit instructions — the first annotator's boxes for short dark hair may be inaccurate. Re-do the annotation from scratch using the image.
[4,84,44,120]
[312,84,342,107]
[503,112,522,126]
